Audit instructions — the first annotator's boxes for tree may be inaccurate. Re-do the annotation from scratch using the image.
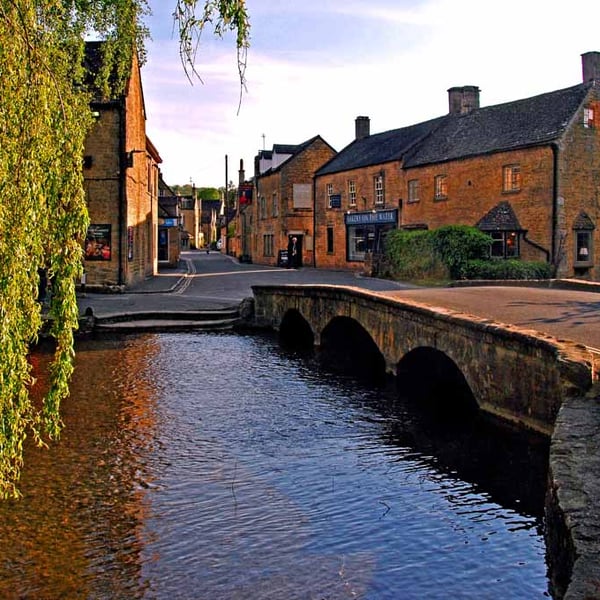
[0,0,250,499]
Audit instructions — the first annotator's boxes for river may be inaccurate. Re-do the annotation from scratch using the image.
[0,331,551,599]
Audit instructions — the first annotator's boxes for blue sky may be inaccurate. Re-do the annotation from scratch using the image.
[142,0,600,188]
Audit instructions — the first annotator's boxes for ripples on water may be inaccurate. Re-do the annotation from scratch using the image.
[0,332,550,599]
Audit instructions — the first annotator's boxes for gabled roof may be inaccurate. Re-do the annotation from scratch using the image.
[258,135,336,178]
[573,211,596,230]
[317,82,593,176]
[477,201,523,231]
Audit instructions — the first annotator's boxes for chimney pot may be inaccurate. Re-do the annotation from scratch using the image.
[355,116,370,140]
[448,86,480,115]
[582,51,600,83]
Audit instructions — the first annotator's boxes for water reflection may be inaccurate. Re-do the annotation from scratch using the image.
[0,332,550,599]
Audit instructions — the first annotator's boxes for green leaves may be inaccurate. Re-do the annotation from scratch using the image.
[0,0,251,498]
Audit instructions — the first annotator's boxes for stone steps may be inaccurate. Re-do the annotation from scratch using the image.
[90,308,240,333]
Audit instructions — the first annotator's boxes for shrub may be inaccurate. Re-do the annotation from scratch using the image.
[431,225,492,279]
[383,229,449,281]
[463,259,552,280]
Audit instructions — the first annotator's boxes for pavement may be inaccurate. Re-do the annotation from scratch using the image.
[77,250,600,352]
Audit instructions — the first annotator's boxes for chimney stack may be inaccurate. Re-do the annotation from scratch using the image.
[448,86,480,115]
[355,116,370,140]
[582,51,600,83]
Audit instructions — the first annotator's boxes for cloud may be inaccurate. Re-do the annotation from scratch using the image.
[143,0,600,187]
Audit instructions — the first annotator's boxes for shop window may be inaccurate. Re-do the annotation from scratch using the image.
[348,226,375,261]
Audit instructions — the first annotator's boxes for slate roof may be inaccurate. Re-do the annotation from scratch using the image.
[317,118,443,176]
[573,211,596,230]
[258,136,336,177]
[476,201,523,231]
[317,82,593,176]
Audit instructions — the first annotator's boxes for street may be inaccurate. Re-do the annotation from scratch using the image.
[79,250,600,351]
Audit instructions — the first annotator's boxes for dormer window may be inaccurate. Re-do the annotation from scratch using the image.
[584,106,595,128]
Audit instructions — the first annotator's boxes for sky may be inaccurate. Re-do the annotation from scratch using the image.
[142,0,600,189]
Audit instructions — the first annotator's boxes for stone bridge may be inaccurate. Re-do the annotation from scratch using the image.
[251,284,594,436]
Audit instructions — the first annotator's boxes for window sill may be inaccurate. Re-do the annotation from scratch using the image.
[433,196,448,202]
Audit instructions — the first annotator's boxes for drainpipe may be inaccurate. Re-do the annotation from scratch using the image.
[551,142,560,269]
[312,175,317,268]
[118,97,127,286]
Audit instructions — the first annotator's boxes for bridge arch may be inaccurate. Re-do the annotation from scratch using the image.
[279,309,314,351]
[252,284,592,434]
[320,316,386,381]
[396,347,479,417]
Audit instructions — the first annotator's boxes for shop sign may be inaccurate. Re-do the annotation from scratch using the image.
[344,209,398,225]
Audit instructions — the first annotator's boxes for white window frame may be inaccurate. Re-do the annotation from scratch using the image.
[348,180,356,206]
[374,174,384,205]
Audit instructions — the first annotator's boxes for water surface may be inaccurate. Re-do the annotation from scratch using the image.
[0,332,550,598]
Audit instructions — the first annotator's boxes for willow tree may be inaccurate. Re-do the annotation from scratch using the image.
[0,0,250,498]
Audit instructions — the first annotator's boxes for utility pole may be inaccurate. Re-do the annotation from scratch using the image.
[224,154,229,255]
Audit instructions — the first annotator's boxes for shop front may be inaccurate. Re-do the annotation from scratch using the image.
[345,209,398,262]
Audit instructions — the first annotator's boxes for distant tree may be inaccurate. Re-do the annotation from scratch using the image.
[0,0,250,498]
[198,187,221,200]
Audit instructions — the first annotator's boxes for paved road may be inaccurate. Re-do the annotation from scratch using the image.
[79,250,600,351]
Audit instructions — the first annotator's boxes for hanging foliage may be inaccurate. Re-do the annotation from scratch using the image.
[0,0,249,498]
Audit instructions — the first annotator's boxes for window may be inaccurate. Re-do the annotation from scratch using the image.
[348,180,356,206]
[259,196,266,219]
[584,106,595,128]
[326,183,333,207]
[263,233,274,256]
[490,231,520,258]
[272,192,278,217]
[434,174,447,200]
[408,179,419,203]
[374,174,384,205]
[575,231,593,263]
[347,226,375,261]
[502,164,521,193]
[180,198,194,210]
[327,226,334,253]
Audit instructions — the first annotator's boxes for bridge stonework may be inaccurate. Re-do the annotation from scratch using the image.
[251,284,593,435]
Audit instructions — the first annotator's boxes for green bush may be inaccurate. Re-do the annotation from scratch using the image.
[463,259,552,280]
[431,225,492,278]
[383,229,449,281]
[383,226,551,282]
